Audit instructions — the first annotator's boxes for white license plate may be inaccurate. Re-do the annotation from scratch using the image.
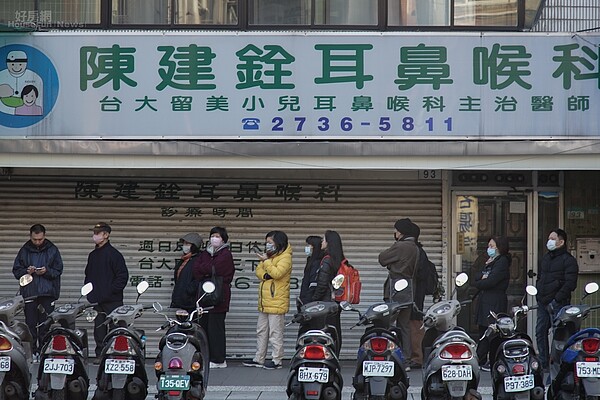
[298,367,329,383]
[104,359,135,374]
[441,364,473,381]
[504,374,535,392]
[577,361,600,377]
[0,356,10,372]
[158,375,190,391]
[43,358,74,375]
[363,360,394,377]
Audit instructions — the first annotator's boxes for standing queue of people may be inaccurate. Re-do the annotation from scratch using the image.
[12,222,579,372]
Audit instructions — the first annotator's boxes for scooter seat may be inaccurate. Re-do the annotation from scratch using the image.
[433,330,476,348]
[297,330,335,347]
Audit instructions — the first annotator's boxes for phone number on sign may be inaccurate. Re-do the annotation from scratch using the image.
[242,116,453,133]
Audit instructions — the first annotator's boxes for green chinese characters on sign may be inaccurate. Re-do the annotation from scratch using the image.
[314,44,373,89]
[553,43,599,90]
[156,45,217,90]
[80,45,137,90]
[236,44,295,89]
[473,44,532,90]
[395,44,453,90]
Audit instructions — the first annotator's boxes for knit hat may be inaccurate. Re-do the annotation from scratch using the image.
[394,218,417,237]
[181,232,202,248]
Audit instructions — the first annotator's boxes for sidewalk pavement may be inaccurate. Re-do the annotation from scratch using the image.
[31,359,496,399]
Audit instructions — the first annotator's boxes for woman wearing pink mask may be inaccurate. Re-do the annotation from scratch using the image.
[192,226,235,369]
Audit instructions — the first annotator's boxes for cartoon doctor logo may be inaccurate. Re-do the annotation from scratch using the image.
[0,45,59,129]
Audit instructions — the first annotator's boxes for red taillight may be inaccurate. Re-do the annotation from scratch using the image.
[114,335,129,352]
[370,338,389,354]
[0,336,12,351]
[512,364,526,375]
[168,391,180,396]
[168,357,183,369]
[307,391,318,396]
[582,338,600,355]
[303,345,326,360]
[51,335,67,351]
[440,343,472,359]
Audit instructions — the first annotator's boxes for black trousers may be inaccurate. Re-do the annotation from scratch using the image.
[93,301,122,357]
[25,296,55,353]
[477,324,490,365]
[199,312,227,364]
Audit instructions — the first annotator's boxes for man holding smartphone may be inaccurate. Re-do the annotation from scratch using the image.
[12,224,64,359]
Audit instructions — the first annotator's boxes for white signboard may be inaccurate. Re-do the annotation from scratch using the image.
[0,32,598,139]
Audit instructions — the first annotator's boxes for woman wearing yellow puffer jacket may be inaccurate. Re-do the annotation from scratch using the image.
[243,230,292,370]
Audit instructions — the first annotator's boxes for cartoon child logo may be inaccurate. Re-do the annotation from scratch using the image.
[0,45,58,129]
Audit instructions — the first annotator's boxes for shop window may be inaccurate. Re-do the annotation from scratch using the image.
[524,0,543,29]
[388,0,450,26]
[176,0,238,25]
[314,0,378,26]
[251,0,310,25]
[1,0,100,28]
[454,0,518,27]
[112,0,170,24]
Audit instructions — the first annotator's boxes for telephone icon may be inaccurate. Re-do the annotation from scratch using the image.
[242,118,260,130]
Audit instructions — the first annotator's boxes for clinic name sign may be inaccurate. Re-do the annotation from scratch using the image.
[0,33,598,139]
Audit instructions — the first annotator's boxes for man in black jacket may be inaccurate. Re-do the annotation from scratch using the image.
[84,222,129,359]
[13,224,64,355]
[535,228,579,370]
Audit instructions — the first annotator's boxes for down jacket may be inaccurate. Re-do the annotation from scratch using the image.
[12,239,63,300]
[536,246,579,306]
[255,244,292,314]
[472,254,511,327]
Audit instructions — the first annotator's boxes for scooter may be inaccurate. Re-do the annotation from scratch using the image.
[481,285,544,400]
[34,283,97,400]
[341,279,411,400]
[0,275,34,400]
[421,272,482,400]
[92,281,150,400]
[153,281,215,400]
[547,281,600,399]
[286,275,345,400]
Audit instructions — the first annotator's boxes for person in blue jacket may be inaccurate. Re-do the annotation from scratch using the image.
[13,223,63,355]
[84,222,129,359]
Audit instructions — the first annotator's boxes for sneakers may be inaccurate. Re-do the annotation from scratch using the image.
[210,361,227,369]
[480,362,491,372]
[242,359,264,368]
[263,360,283,370]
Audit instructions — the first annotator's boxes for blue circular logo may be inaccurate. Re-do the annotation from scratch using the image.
[0,44,59,128]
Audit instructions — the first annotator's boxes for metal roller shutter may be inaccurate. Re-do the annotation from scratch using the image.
[0,172,442,360]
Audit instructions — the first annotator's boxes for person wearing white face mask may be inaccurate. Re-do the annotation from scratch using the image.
[535,228,579,372]
[83,222,129,361]
[171,232,202,312]
[297,236,325,336]
[192,226,235,369]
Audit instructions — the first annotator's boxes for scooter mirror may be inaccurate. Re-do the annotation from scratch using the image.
[19,274,33,287]
[585,282,599,295]
[202,281,216,294]
[525,285,538,296]
[136,280,149,295]
[455,272,469,287]
[340,301,353,311]
[153,302,163,312]
[331,274,345,290]
[81,282,93,296]
[85,309,98,322]
[394,279,409,292]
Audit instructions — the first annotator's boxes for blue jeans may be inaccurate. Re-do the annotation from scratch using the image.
[535,303,553,369]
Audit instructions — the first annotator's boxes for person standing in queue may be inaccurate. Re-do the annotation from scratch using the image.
[243,230,292,370]
[193,227,235,369]
[84,222,129,362]
[297,235,325,337]
[171,232,203,313]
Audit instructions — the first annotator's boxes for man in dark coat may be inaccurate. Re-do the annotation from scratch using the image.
[535,228,578,370]
[84,222,129,359]
[12,223,63,354]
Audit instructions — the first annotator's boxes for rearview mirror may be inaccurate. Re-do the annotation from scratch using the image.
[202,281,216,294]
[153,302,163,312]
[455,272,469,287]
[394,279,409,292]
[136,280,149,295]
[585,282,599,295]
[525,285,538,296]
[81,282,93,296]
[19,274,33,287]
[331,274,344,290]
[339,301,353,311]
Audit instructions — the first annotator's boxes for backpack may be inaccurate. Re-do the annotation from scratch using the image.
[335,258,362,304]
[416,247,440,296]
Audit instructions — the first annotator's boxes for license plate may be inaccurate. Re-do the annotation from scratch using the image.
[0,356,10,371]
[363,360,394,377]
[441,364,473,381]
[159,375,190,391]
[298,367,329,383]
[104,359,135,374]
[577,361,600,378]
[504,374,535,392]
[43,358,74,375]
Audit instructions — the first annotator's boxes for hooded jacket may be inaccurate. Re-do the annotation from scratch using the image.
[13,239,63,300]
[255,244,292,314]
[536,246,579,306]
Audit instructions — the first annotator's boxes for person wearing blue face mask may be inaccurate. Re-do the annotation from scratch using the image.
[472,236,511,371]
[535,228,579,372]
[296,235,325,336]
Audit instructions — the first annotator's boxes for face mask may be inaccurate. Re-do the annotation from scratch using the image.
[92,234,103,244]
[210,237,223,248]
[266,243,276,252]
[305,246,312,256]
[182,245,191,254]
[487,247,497,257]
[547,239,557,251]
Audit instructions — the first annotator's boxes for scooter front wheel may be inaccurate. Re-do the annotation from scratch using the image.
[111,388,125,400]
[51,388,66,400]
